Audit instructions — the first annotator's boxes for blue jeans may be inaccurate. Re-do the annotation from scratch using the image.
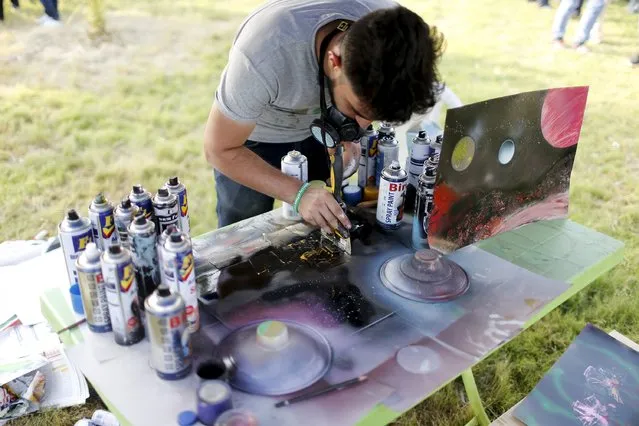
[214,136,330,228]
[552,0,605,44]
[40,0,59,19]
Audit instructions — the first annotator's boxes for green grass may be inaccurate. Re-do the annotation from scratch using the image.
[2,0,638,425]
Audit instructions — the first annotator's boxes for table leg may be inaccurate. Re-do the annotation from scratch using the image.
[461,368,491,426]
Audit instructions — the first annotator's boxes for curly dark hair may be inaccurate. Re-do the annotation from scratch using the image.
[342,6,445,124]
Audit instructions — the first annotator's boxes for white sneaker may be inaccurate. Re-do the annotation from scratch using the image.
[40,15,62,27]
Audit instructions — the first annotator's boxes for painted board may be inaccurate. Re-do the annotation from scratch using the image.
[514,324,639,426]
[193,209,571,417]
[429,87,589,253]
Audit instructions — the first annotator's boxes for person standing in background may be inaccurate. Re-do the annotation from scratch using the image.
[38,0,61,26]
[552,0,607,51]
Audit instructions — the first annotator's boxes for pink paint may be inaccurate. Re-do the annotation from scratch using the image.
[584,366,624,404]
[572,395,609,426]
[541,87,588,149]
[490,192,569,235]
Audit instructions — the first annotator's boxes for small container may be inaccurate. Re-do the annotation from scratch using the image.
[214,409,259,426]
[197,380,233,426]
[70,284,84,315]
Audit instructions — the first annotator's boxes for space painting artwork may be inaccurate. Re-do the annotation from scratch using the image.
[429,86,589,252]
[514,324,639,426]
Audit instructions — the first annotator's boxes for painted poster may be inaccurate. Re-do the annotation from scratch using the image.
[429,86,589,252]
[514,323,639,426]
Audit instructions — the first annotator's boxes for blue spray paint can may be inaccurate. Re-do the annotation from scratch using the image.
[165,176,191,235]
[58,209,93,287]
[129,184,155,225]
[88,193,119,251]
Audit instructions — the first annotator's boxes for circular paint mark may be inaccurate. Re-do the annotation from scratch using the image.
[396,345,441,374]
[541,87,588,149]
[498,139,515,165]
[451,136,475,172]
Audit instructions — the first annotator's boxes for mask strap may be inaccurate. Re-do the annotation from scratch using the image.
[317,21,351,119]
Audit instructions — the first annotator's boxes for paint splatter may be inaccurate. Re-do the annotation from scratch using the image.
[572,395,609,426]
[584,366,624,404]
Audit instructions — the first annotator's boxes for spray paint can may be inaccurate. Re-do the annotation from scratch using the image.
[425,154,440,178]
[376,161,408,231]
[428,135,443,159]
[197,380,233,426]
[161,232,199,333]
[280,151,308,220]
[129,184,155,223]
[59,209,93,287]
[407,131,431,188]
[165,176,191,235]
[89,193,119,251]
[145,284,191,380]
[157,224,179,281]
[101,245,144,346]
[412,167,436,250]
[128,215,161,310]
[405,131,431,211]
[153,188,179,235]
[375,136,399,187]
[358,126,378,188]
[76,243,111,333]
[377,122,395,140]
[114,199,137,250]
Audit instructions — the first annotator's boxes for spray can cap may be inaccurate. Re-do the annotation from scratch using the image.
[157,188,169,197]
[121,198,131,209]
[164,225,178,236]
[390,160,400,169]
[418,130,427,139]
[108,245,121,255]
[134,214,146,225]
[66,209,79,221]
[84,243,101,261]
[94,193,106,204]
[168,176,179,186]
[157,284,171,298]
[170,232,183,243]
[132,184,144,194]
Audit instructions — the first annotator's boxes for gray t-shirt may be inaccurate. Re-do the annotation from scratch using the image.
[215,0,397,143]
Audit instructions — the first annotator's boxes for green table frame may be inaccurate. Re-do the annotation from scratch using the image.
[40,218,624,425]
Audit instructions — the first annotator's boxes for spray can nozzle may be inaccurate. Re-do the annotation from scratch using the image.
[67,209,79,220]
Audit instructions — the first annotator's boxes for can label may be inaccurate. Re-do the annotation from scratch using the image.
[91,210,119,251]
[130,234,161,308]
[78,269,112,333]
[155,205,179,234]
[409,143,430,187]
[135,199,154,221]
[60,229,93,286]
[376,179,407,229]
[148,309,191,380]
[176,250,199,333]
[103,260,144,345]
[177,189,190,234]
[358,134,378,188]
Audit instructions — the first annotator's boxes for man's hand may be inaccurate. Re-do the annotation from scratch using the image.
[298,186,351,234]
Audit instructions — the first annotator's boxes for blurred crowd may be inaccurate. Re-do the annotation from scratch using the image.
[529,0,639,65]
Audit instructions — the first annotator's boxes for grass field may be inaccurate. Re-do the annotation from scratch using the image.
[1,0,638,425]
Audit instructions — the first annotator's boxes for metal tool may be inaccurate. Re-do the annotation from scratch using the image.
[322,144,352,255]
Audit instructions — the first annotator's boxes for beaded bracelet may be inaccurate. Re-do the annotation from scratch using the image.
[293,182,311,213]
